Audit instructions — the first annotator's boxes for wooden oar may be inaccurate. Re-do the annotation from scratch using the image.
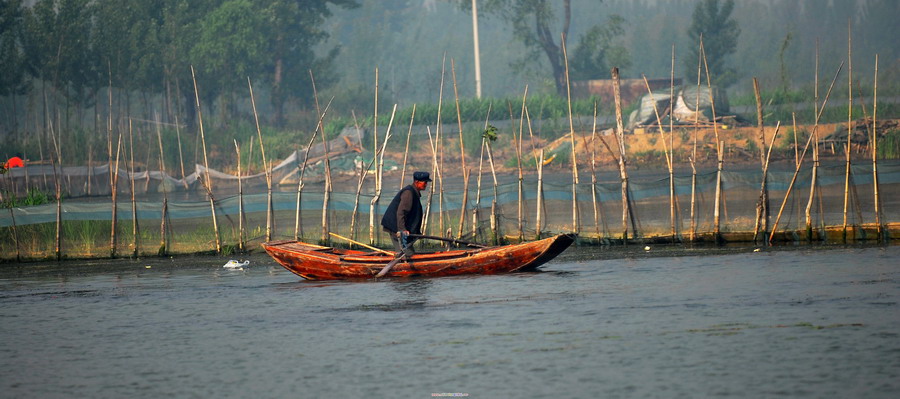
[328,232,394,255]
[407,234,488,248]
[375,253,405,278]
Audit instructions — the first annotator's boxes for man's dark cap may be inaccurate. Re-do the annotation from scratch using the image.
[413,171,432,182]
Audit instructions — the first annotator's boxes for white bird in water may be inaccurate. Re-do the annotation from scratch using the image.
[223,260,250,269]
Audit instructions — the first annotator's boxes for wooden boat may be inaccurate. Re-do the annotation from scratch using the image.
[261,234,575,280]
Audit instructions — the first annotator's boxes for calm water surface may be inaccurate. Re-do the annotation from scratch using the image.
[1,245,899,398]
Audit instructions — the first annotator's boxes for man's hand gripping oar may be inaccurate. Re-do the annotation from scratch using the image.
[376,231,411,278]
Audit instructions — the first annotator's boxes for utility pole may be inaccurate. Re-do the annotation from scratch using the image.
[472,0,482,98]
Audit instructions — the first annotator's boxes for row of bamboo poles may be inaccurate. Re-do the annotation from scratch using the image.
[2,27,890,260]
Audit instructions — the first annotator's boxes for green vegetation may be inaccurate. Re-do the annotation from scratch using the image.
[685,0,740,87]
[878,129,900,159]
[1,188,53,208]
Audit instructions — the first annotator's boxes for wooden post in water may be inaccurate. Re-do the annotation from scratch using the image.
[190,65,221,254]
[400,104,416,188]
[174,110,187,187]
[49,122,63,260]
[234,140,245,252]
[536,148,545,240]
[451,60,470,239]
[472,104,492,240]
[248,77,272,242]
[805,42,821,242]
[690,38,702,242]
[872,55,883,240]
[294,98,333,241]
[668,44,678,241]
[7,207,20,261]
[155,113,169,256]
[700,39,723,242]
[842,20,853,242]
[423,126,438,235]
[770,62,843,243]
[642,74,675,241]
[129,120,139,257]
[369,68,380,245]
[589,103,600,242]
[751,78,768,242]
[309,71,333,244]
[110,128,122,258]
[611,67,630,242]
[515,91,528,242]
[562,35,579,235]
[371,104,398,245]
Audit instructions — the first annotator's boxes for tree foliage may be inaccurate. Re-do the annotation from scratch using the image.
[4,0,358,128]
[460,0,629,96]
[685,0,740,87]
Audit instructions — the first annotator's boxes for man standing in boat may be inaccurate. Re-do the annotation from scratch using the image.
[381,171,431,255]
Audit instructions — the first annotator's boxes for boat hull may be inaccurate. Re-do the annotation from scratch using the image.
[262,234,575,280]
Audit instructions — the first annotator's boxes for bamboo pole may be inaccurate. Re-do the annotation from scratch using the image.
[805,40,821,241]
[668,44,678,241]
[350,150,378,244]
[234,139,245,252]
[248,77,272,242]
[155,112,169,256]
[369,68,380,244]
[770,62,843,243]
[642,74,675,241]
[451,60,470,239]
[247,136,254,175]
[370,104,398,245]
[350,110,375,244]
[842,21,853,242]
[107,61,114,197]
[190,65,221,253]
[515,92,527,242]
[700,38,723,242]
[110,127,122,258]
[87,146,92,196]
[751,78,769,242]
[472,103,492,240]
[400,104,416,188]
[589,103,600,242]
[7,206,19,261]
[474,140,485,240]
[562,34,579,235]
[611,67,630,242]
[536,148,545,240]
[309,70,333,244]
[130,120,139,257]
[753,122,782,244]
[434,53,447,237]
[294,97,334,241]
[49,121,63,260]
[690,36,702,242]
[174,104,186,185]
[423,126,438,234]
[872,54,883,240]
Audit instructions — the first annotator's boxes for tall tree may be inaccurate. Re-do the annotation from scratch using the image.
[0,0,29,130]
[568,14,630,81]
[459,0,628,96]
[685,0,740,87]
[192,0,267,120]
[22,0,95,111]
[261,0,358,125]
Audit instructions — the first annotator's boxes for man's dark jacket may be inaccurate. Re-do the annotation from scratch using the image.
[380,185,423,234]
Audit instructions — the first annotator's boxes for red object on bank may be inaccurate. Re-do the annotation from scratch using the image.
[5,156,24,168]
